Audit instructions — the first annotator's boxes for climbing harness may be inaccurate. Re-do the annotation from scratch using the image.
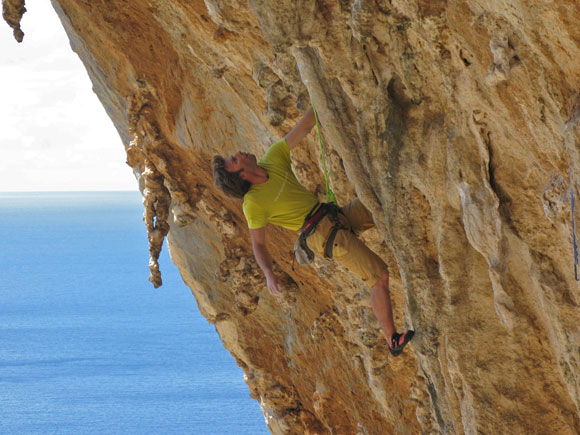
[294,203,325,266]
[310,95,337,204]
[321,204,348,259]
[570,169,579,281]
[293,202,347,268]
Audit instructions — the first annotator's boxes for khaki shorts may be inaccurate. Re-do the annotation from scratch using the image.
[307,199,387,284]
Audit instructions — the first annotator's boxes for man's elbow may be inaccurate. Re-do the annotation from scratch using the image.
[251,238,263,251]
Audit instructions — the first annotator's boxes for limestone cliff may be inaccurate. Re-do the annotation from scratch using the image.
[6,0,580,433]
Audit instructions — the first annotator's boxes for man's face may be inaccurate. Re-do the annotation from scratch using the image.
[224,151,257,175]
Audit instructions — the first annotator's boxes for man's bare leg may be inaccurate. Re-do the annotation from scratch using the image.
[370,270,396,342]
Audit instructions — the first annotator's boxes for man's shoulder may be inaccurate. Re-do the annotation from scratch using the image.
[260,138,290,166]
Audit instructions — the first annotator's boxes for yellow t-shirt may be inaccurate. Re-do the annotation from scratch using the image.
[243,139,319,231]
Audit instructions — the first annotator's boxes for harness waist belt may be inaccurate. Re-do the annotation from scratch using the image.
[298,202,348,259]
[300,203,326,236]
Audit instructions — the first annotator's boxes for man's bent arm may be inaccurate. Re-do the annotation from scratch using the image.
[250,227,275,278]
[249,227,283,296]
[284,107,315,150]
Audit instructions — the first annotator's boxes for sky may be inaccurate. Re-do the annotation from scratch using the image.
[0,2,136,191]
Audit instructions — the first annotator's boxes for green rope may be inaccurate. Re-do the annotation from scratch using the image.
[310,96,337,204]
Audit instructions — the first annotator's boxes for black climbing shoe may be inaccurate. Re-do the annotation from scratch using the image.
[388,330,415,357]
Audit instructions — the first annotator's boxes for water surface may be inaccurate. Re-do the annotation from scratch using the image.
[0,192,267,435]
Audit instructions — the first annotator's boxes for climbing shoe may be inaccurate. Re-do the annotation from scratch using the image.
[388,330,415,357]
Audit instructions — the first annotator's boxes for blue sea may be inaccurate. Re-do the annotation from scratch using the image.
[0,192,268,435]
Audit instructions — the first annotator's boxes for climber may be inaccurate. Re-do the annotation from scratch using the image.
[211,107,414,356]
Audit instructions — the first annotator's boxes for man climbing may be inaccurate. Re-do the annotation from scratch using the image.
[212,107,414,356]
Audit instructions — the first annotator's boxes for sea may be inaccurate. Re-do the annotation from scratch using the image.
[0,191,268,435]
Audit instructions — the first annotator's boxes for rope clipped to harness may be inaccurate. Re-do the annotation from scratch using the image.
[570,169,579,281]
[308,96,349,258]
[292,93,344,270]
[309,95,337,204]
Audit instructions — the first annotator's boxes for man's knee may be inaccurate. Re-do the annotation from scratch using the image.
[373,269,389,288]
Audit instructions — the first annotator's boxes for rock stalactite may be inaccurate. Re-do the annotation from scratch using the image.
[7,0,580,433]
[2,0,26,42]
[125,85,173,288]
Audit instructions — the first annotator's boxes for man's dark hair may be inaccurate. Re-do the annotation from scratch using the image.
[211,155,251,199]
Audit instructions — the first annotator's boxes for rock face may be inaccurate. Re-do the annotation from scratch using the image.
[8,0,580,432]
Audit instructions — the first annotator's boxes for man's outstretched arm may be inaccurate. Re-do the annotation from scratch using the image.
[249,227,283,296]
[284,107,315,150]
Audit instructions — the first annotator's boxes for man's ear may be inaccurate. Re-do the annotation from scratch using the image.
[238,170,247,181]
